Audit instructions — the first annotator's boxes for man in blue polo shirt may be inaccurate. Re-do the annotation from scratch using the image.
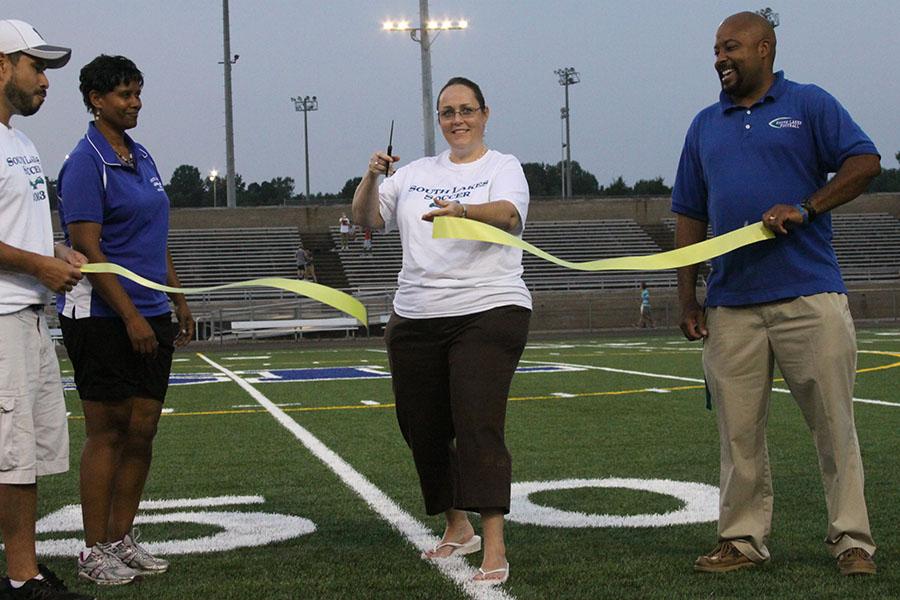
[672,12,881,576]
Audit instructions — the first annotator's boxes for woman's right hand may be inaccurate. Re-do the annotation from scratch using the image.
[367,151,399,177]
[125,314,159,356]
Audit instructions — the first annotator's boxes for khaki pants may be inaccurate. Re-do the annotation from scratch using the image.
[0,307,69,484]
[703,293,874,561]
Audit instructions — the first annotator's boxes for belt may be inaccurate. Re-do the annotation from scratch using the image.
[28,304,45,312]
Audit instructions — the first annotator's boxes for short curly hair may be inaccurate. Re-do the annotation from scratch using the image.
[79,55,143,112]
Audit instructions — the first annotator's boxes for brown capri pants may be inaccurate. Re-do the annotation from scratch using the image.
[385,305,531,515]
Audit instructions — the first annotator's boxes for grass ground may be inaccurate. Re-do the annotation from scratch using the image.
[21,327,900,599]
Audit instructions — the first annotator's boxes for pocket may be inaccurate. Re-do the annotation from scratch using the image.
[0,392,20,471]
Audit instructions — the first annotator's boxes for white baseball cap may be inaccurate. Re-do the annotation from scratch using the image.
[0,20,70,69]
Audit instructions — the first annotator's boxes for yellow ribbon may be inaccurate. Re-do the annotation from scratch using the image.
[79,263,368,325]
[432,217,775,270]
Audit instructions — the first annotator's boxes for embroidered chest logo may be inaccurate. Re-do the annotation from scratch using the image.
[150,176,165,193]
[768,116,803,129]
[29,176,45,189]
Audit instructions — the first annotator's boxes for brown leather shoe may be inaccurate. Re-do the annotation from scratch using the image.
[694,542,761,573]
[837,547,876,576]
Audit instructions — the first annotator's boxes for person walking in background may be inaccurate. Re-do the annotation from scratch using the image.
[362,226,373,255]
[57,55,195,586]
[303,247,317,282]
[0,20,95,600]
[338,213,351,250]
[353,76,531,586]
[635,282,655,328]
[295,244,307,279]
[674,12,880,576]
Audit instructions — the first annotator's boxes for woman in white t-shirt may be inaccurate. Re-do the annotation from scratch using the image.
[352,77,531,586]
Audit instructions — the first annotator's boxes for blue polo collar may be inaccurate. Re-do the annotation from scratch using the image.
[719,70,786,112]
[84,121,147,167]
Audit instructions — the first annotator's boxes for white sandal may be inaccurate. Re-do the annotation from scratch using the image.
[474,562,509,585]
[421,535,482,560]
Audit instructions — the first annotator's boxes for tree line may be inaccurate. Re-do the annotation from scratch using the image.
[161,161,675,207]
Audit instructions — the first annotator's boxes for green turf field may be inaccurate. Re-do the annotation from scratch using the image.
[29,328,900,599]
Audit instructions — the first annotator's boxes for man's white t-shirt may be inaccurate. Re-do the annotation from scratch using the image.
[379,149,532,318]
[0,125,53,314]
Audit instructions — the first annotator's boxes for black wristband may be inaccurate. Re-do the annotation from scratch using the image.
[801,199,818,223]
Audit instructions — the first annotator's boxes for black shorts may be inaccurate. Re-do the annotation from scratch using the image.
[59,314,175,403]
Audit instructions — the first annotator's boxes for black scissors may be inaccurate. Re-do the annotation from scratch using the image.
[385,120,394,177]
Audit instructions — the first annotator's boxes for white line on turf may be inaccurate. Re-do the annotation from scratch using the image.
[521,360,900,407]
[139,495,265,510]
[197,353,516,600]
[230,402,305,409]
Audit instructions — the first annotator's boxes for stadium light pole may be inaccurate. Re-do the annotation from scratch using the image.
[292,96,318,202]
[382,2,468,156]
[209,169,218,207]
[220,0,239,208]
[555,67,579,199]
[756,7,780,27]
[560,108,567,198]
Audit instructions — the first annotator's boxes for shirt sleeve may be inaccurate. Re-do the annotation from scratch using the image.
[57,152,105,224]
[489,156,530,232]
[378,171,400,233]
[806,85,880,173]
[670,116,709,222]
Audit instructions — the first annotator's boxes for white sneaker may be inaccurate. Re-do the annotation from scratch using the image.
[110,530,169,574]
[77,543,140,586]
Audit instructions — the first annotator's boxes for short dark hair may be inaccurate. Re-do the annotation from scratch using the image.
[79,55,143,112]
[436,77,485,110]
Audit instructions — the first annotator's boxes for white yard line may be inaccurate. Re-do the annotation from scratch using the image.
[520,360,900,407]
[197,353,516,600]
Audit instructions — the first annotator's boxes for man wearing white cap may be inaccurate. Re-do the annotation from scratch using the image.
[0,19,94,600]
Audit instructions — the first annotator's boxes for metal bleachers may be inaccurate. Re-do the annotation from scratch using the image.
[333,219,678,292]
[167,227,302,299]
[661,212,900,283]
[54,212,898,305]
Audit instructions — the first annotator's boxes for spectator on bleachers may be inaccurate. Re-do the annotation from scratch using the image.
[295,244,307,279]
[362,227,373,255]
[338,213,351,250]
[303,247,317,282]
[352,76,530,586]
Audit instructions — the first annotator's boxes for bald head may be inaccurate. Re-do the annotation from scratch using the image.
[718,12,777,66]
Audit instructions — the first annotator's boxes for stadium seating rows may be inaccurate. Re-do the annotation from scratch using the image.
[53,213,899,302]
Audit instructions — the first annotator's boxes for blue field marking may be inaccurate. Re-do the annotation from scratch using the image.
[61,364,585,391]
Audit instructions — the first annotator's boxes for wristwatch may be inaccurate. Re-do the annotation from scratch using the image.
[801,199,818,223]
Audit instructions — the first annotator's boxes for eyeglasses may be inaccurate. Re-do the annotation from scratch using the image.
[437,106,483,121]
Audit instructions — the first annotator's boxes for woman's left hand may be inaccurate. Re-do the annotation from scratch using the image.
[422,198,465,222]
[174,302,195,347]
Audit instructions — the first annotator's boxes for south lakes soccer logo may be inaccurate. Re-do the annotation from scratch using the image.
[768,116,803,129]
[408,180,489,207]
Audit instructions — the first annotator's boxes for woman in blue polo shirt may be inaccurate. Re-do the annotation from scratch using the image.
[56,55,194,586]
